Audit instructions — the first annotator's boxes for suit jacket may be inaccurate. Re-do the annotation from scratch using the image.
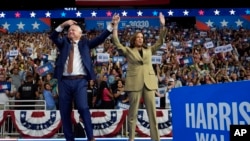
[50,30,112,81]
[112,27,167,91]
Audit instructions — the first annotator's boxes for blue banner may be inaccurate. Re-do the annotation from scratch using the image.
[196,16,250,30]
[85,17,159,30]
[0,82,11,92]
[169,81,250,141]
[36,62,54,76]
[0,18,51,33]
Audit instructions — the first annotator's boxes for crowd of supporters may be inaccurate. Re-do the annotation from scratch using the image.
[0,24,249,110]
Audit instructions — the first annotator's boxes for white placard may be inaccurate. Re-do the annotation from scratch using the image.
[152,55,162,64]
[214,44,233,54]
[204,41,214,49]
[96,47,104,53]
[97,53,110,62]
[172,41,180,47]
[9,50,19,56]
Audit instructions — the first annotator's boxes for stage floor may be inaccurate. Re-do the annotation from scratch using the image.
[0,137,173,141]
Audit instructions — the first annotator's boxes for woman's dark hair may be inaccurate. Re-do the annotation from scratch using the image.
[116,79,124,85]
[129,32,147,48]
[98,81,108,94]
[43,82,51,90]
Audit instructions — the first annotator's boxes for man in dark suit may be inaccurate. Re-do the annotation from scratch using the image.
[49,16,116,141]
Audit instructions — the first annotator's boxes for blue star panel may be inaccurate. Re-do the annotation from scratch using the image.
[0,8,249,18]
[0,18,51,32]
[0,8,250,32]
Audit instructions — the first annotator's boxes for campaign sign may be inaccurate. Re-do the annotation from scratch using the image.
[169,81,250,141]
[117,101,130,109]
[179,56,193,66]
[112,56,125,64]
[0,82,11,92]
[97,53,110,63]
[36,62,54,76]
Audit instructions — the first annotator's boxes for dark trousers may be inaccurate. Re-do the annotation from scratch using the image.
[58,78,93,141]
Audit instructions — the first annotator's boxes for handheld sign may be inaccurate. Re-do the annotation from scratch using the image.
[36,62,54,76]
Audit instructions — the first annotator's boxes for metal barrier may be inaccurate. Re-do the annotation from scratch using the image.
[1,100,47,138]
[4,100,46,110]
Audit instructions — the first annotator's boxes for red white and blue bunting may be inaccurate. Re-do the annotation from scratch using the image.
[1,109,172,138]
[136,110,172,137]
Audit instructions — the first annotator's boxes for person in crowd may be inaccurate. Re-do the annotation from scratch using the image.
[169,72,183,88]
[35,77,45,109]
[44,73,59,109]
[113,79,129,109]
[87,80,98,109]
[0,73,15,110]
[5,76,17,109]
[112,12,167,141]
[96,81,114,109]
[43,82,56,110]
[49,14,117,141]
[10,67,23,91]
[16,74,39,110]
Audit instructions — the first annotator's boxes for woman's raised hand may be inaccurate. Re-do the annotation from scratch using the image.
[159,12,165,26]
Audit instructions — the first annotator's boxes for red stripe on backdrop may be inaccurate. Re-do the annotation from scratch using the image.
[40,18,51,26]
[242,15,250,21]
[195,20,210,31]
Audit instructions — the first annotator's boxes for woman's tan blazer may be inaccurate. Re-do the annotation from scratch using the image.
[112,27,167,91]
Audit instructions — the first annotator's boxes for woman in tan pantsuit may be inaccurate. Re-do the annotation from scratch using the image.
[112,12,167,141]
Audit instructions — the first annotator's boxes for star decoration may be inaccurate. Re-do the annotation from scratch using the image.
[91,11,97,17]
[2,22,10,30]
[214,9,220,15]
[122,10,127,16]
[205,19,214,27]
[235,19,243,27]
[245,9,250,15]
[229,9,235,15]
[106,11,112,17]
[15,12,21,18]
[0,12,6,18]
[153,10,158,16]
[220,19,228,27]
[45,11,51,17]
[61,12,66,17]
[17,22,25,29]
[32,21,40,29]
[183,10,189,16]
[30,11,36,18]
[0,9,249,31]
[168,10,174,16]
[137,10,143,16]
[76,11,82,17]
[198,10,204,16]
